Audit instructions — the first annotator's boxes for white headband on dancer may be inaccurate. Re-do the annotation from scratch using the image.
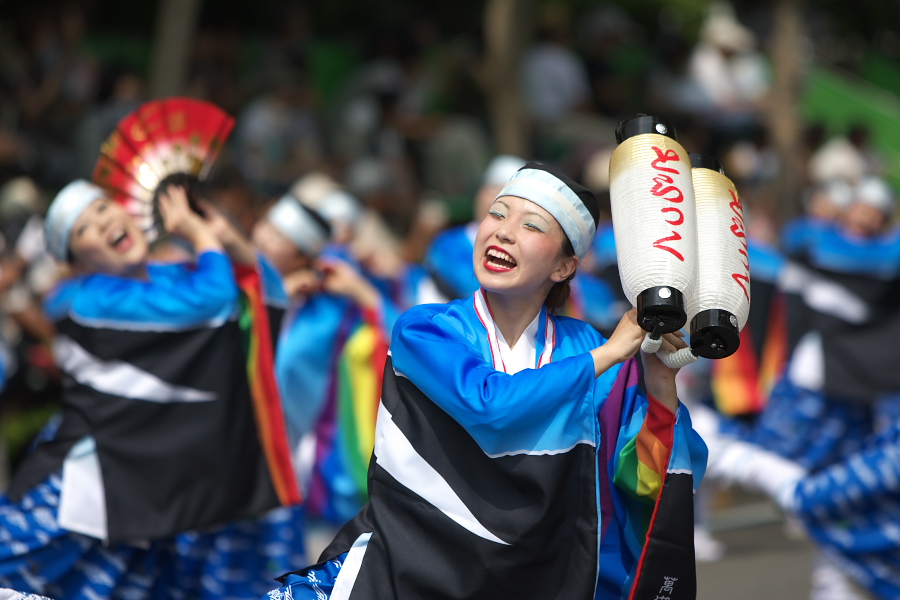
[45,179,108,262]
[495,167,597,259]
[267,194,331,257]
[317,189,363,231]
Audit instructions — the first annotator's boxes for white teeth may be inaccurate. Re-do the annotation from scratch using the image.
[109,227,127,246]
[487,248,516,265]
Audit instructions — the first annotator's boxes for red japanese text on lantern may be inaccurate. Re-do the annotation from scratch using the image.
[650,147,686,261]
[729,189,750,302]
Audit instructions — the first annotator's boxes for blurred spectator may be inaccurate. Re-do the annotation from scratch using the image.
[647,34,715,121]
[688,3,770,152]
[522,6,620,165]
[579,4,643,120]
[186,29,244,114]
[0,176,58,372]
[800,179,855,224]
[18,5,99,127]
[808,124,883,185]
[71,65,144,179]
[343,154,418,242]
[522,10,591,126]
[233,65,325,197]
[16,4,101,186]
[720,126,780,193]
[0,176,58,302]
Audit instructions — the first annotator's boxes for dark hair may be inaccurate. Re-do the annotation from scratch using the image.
[544,234,576,313]
[153,172,205,217]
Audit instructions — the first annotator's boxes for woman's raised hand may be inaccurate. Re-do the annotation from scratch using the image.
[604,309,645,359]
[157,186,221,253]
[283,267,323,297]
[590,308,645,377]
[158,186,199,236]
[318,258,381,309]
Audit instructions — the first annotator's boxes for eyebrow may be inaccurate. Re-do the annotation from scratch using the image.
[493,198,551,223]
[523,211,550,223]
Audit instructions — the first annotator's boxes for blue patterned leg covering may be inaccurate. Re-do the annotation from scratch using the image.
[175,504,308,600]
[0,473,172,600]
[260,553,347,600]
[750,378,872,471]
[1,471,308,599]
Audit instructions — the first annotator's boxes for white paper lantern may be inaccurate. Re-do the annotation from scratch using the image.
[609,116,698,337]
[686,154,751,359]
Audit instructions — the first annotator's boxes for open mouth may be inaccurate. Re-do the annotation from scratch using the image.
[484,246,517,272]
[109,226,133,252]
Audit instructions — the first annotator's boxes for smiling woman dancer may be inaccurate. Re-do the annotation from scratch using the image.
[262,163,707,600]
[0,180,302,599]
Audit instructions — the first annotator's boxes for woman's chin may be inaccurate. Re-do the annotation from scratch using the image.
[475,274,518,296]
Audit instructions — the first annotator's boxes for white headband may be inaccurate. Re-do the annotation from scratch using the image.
[317,189,362,230]
[45,179,108,262]
[855,176,895,215]
[267,195,330,256]
[495,168,596,258]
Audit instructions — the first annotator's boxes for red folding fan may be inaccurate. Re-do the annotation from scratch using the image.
[92,97,235,241]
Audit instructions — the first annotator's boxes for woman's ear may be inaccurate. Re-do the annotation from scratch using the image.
[551,254,579,283]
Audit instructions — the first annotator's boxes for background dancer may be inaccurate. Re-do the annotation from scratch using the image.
[749,174,900,600]
[0,181,302,599]
[252,193,398,545]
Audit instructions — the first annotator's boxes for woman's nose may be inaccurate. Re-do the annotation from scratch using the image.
[495,223,514,243]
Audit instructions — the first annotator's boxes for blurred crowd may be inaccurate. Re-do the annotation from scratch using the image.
[0,1,899,598]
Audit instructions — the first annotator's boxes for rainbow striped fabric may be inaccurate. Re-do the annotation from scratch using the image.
[307,306,388,524]
[599,358,704,600]
[234,264,302,507]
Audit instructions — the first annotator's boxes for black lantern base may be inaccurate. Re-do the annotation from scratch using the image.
[615,115,678,144]
[689,309,741,359]
[636,286,686,336]
[688,153,723,173]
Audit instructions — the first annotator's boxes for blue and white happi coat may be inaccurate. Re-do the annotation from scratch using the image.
[0,251,305,600]
[262,290,707,600]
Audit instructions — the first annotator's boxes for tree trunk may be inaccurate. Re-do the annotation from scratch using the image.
[148,0,204,99]
[481,0,533,157]
[767,0,806,223]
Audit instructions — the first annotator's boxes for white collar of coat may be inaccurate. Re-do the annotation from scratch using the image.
[473,288,554,373]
